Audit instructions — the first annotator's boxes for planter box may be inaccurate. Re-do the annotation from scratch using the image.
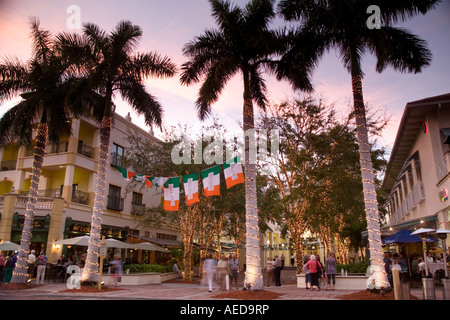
[102,272,179,286]
[297,274,369,290]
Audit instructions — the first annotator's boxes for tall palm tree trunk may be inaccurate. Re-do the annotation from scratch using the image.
[81,116,111,282]
[351,73,389,289]
[11,123,48,283]
[243,94,264,290]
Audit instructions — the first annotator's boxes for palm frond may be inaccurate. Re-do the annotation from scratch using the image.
[375,0,441,25]
[366,26,432,74]
[28,16,53,64]
[0,57,31,102]
[209,0,243,34]
[131,52,177,79]
[118,80,163,128]
[111,20,142,56]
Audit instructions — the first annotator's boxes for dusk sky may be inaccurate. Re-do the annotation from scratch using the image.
[1,0,449,155]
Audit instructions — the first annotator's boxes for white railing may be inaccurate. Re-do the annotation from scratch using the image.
[437,156,449,181]
[15,196,53,209]
[388,180,425,224]
[413,181,425,205]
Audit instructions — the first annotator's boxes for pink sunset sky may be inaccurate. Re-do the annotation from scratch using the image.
[1,0,449,155]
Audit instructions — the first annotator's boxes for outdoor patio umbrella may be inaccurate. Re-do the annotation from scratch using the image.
[53,235,90,246]
[382,229,438,245]
[129,242,169,252]
[382,229,438,278]
[0,241,20,251]
[104,238,132,249]
[382,229,422,245]
[53,236,131,249]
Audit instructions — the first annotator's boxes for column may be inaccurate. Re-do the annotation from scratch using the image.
[62,165,75,202]
[45,197,65,262]
[0,193,18,241]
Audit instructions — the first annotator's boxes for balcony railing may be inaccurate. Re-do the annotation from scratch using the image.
[388,181,425,224]
[131,203,146,216]
[107,195,124,211]
[77,143,94,159]
[437,156,449,181]
[48,141,69,154]
[72,190,90,205]
[111,152,125,167]
[20,189,61,198]
[0,159,17,171]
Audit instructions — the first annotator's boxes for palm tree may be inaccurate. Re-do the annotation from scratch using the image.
[180,0,313,290]
[58,20,176,282]
[0,17,87,283]
[278,0,438,289]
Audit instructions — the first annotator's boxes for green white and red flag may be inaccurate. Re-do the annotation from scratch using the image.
[182,173,200,206]
[148,177,169,189]
[201,165,220,197]
[164,177,180,211]
[223,156,244,189]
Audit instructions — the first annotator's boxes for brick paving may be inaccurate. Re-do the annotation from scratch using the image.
[0,268,443,300]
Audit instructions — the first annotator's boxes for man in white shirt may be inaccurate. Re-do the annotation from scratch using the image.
[27,250,36,279]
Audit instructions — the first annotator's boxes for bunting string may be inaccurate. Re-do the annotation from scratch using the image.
[116,156,244,211]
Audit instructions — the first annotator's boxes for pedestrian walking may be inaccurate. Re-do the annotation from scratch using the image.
[36,251,48,284]
[316,255,324,289]
[4,255,12,283]
[11,251,17,271]
[202,254,217,292]
[303,255,311,289]
[0,253,5,284]
[266,258,274,286]
[109,254,123,287]
[305,254,323,291]
[273,255,282,286]
[27,250,36,279]
[228,254,240,290]
[325,253,337,291]
[217,255,231,291]
[383,252,393,286]
[290,254,295,267]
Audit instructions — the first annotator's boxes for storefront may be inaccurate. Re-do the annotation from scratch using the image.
[62,217,129,260]
[10,213,50,254]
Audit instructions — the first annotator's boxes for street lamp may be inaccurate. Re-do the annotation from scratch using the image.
[411,227,436,300]
[434,229,450,278]
[411,228,435,277]
[434,229,450,300]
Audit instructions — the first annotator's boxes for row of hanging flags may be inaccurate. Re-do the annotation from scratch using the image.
[116,156,244,212]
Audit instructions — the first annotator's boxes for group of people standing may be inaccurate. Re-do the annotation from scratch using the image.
[202,253,240,292]
[302,253,337,291]
[0,250,48,284]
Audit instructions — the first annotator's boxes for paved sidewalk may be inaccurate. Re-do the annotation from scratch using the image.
[0,282,361,300]
[0,281,444,300]
[0,267,444,300]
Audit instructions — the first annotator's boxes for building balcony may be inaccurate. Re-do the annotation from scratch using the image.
[0,159,17,171]
[131,203,146,216]
[20,189,61,198]
[107,195,124,211]
[77,142,94,159]
[0,194,54,212]
[437,152,450,182]
[71,190,90,205]
[387,181,425,225]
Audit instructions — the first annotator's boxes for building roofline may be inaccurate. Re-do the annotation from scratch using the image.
[382,92,450,192]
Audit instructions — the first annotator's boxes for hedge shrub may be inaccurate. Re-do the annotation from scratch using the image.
[123,263,172,273]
